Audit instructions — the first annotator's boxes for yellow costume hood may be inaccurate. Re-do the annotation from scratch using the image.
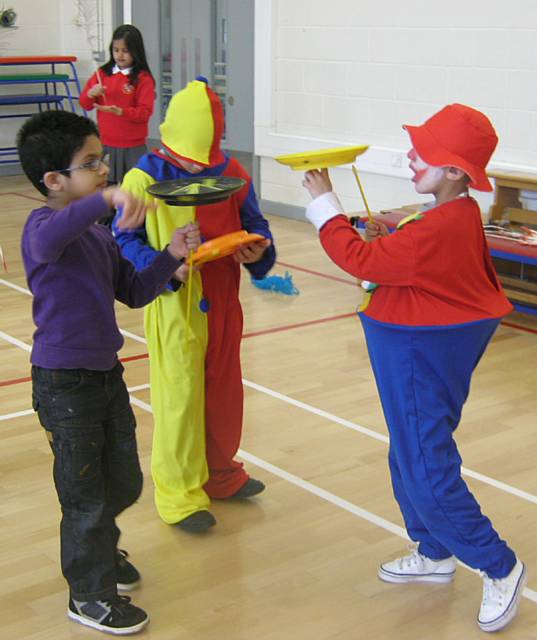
[159,76,225,167]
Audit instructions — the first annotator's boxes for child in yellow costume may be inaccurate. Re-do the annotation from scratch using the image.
[113,77,275,532]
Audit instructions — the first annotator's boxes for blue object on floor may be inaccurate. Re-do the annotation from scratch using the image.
[251,271,299,295]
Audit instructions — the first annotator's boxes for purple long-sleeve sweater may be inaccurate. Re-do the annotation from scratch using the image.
[21,191,181,370]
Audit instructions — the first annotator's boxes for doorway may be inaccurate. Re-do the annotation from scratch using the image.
[131,0,258,187]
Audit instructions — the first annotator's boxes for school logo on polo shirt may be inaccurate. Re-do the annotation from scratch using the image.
[123,83,134,95]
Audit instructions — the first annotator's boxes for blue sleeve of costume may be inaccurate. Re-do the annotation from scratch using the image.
[239,183,276,280]
[112,211,179,291]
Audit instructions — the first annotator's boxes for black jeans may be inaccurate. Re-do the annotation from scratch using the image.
[32,362,143,601]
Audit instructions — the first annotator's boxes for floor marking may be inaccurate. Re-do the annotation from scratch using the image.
[0,330,31,352]
[0,277,31,296]
[1,272,535,336]
[108,386,537,605]
[243,379,537,507]
[0,408,34,422]
[243,312,357,339]
[0,375,31,388]
[275,260,357,286]
[2,328,537,508]
[237,449,537,604]
[120,329,148,344]
[2,356,536,603]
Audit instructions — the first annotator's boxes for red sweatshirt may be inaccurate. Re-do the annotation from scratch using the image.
[316,196,513,326]
[79,70,155,148]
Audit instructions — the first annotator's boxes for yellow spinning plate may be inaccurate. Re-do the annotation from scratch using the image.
[275,145,369,170]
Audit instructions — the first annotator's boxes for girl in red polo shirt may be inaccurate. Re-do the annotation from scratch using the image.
[80,24,155,186]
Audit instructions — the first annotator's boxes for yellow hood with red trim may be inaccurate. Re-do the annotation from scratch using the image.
[159,77,225,167]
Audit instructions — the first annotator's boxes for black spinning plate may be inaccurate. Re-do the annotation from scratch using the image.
[146,176,246,206]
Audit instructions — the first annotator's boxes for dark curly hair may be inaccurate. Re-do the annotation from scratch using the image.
[17,111,99,196]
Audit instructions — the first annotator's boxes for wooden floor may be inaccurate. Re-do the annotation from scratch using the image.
[2,174,537,639]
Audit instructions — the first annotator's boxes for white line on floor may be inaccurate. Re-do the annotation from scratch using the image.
[116,387,537,606]
[0,408,34,422]
[0,330,32,352]
[1,328,536,604]
[1,321,537,508]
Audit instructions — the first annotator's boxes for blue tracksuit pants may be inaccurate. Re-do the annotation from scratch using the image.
[360,313,516,579]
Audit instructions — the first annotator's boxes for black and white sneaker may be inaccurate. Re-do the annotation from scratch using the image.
[68,594,149,635]
[116,549,141,591]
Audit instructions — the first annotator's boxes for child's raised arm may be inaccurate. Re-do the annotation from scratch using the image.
[104,187,156,230]
[302,168,333,199]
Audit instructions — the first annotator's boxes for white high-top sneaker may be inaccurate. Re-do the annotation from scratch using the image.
[478,558,527,633]
[379,548,456,584]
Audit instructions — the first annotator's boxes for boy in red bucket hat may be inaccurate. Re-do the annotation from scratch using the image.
[301,104,526,633]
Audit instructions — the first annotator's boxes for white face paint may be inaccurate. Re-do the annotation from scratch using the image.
[407,148,445,194]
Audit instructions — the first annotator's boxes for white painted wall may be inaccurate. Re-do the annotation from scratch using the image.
[0,0,113,150]
[255,0,537,217]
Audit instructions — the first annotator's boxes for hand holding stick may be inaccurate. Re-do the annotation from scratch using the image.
[96,68,107,104]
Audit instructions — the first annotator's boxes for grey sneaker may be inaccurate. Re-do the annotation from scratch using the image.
[379,548,456,584]
[231,478,266,499]
[177,510,216,533]
[68,594,149,635]
[478,558,527,633]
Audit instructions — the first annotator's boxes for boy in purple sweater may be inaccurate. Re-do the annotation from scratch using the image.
[17,110,199,635]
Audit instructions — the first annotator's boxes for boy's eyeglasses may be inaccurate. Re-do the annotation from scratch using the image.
[40,154,110,182]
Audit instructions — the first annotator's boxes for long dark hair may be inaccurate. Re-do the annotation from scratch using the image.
[101,24,153,85]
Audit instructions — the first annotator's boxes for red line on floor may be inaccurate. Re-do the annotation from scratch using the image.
[0,352,150,390]
[243,312,357,339]
[276,261,537,335]
[120,353,149,363]
[0,312,359,389]
[501,320,537,336]
[275,260,357,286]
[0,374,31,388]
[1,313,535,390]
[3,312,533,390]
[1,201,536,388]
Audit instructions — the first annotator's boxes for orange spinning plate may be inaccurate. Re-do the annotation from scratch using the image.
[188,231,265,266]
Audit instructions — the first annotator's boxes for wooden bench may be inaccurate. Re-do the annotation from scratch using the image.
[488,170,537,226]
[0,73,75,110]
[0,93,66,108]
[0,55,85,164]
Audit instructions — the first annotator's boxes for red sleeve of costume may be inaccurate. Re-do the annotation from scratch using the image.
[79,72,99,111]
[319,215,417,285]
[223,157,251,206]
[122,72,155,124]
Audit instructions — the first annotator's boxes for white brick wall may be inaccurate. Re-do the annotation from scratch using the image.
[255,0,537,215]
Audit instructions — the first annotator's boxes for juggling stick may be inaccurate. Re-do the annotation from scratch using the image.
[95,68,107,105]
[351,164,374,224]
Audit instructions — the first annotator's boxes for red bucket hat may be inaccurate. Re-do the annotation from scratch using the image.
[403,104,498,192]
